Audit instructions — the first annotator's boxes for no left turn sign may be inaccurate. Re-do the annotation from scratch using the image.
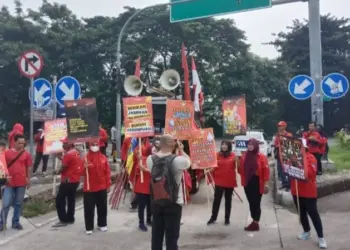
[17,50,44,78]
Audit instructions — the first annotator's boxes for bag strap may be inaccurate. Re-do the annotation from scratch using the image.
[7,150,25,168]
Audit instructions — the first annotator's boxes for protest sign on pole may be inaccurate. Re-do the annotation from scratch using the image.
[189,128,217,169]
[222,95,247,137]
[123,96,154,138]
[164,100,194,140]
[64,98,99,143]
[43,118,67,155]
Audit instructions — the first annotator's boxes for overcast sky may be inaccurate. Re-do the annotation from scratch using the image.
[2,0,349,58]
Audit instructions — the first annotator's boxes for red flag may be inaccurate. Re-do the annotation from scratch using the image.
[135,57,141,77]
[181,43,191,101]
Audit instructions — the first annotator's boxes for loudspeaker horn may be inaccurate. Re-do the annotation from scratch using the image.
[124,75,143,96]
[159,69,180,91]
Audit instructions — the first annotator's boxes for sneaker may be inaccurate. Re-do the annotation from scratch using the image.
[12,223,23,230]
[139,224,148,232]
[129,206,137,212]
[224,219,230,225]
[244,221,259,232]
[42,171,47,176]
[98,226,107,232]
[180,220,184,225]
[207,218,216,225]
[297,232,311,240]
[318,238,327,249]
[52,221,67,227]
[86,230,93,235]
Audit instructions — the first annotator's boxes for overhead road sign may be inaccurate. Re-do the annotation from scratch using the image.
[288,75,315,100]
[321,73,349,100]
[170,0,272,23]
[17,50,44,78]
[29,78,52,108]
[55,76,81,106]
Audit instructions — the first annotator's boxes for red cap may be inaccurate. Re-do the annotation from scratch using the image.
[60,137,68,143]
[277,121,287,127]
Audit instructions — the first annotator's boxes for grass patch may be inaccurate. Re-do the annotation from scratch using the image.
[329,145,350,171]
[22,199,55,218]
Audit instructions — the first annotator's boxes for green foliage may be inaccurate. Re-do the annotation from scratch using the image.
[335,130,350,150]
[22,198,55,218]
[328,144,350,171]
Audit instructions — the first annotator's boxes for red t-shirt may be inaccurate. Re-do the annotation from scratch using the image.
[61,149,82,183]
[5,149,33,187]
[213,152,237,188]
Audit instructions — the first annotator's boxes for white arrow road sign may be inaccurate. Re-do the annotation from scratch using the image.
[35,84,51,107]
[324,78,344,94]
[294,79,311,94]
[59,82,75,100]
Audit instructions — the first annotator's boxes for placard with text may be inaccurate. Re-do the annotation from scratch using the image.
[164,100,194,140]
[189,128,217,169]
[64,98,99,143]
[278,135,308,181]
[43,118,67,154]
[222,95,247,137]
[123,96,154,138]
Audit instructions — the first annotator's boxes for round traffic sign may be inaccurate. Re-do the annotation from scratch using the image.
[17,50,44,78]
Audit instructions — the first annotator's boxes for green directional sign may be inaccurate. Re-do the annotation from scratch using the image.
[170,0,272,23]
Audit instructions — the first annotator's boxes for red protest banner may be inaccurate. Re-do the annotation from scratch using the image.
[43,118,67,154]
[189,128,217,169]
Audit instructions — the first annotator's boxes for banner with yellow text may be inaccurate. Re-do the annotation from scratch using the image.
[222,95,247,137]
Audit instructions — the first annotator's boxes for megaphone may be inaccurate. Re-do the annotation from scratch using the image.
[124,75,143,96]
[159,69,180,91]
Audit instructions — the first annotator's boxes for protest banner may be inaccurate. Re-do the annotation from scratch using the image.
[222,95,247,137]
[123,96,154,138]
[43,118,67,154]
[64,98,99,143]
[189,128,217,169]
[164,100,194,140]
[278,135,308,180]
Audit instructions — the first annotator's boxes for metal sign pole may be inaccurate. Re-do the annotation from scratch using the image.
[29,78,34,156]
[51,75,57,163]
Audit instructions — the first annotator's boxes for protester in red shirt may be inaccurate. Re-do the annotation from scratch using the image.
[33,125,49,175]
[132,138,152,232]
[8,123,24,149]
[207,140,236,226]
[0,134,32,231]
[290,139,327,249]
[303,122,324,175]
[239,138,270,232]
[52,138,82,227]
[317,125,329,161]
[99,123,108,156]
[83,140,111,235]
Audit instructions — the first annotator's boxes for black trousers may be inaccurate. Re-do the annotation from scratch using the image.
[244,175,262,222]
[33,152,49,173]
[100,146,107,156]
[83,190,108,231]
[211,185,233,221]
[131,194,138,209]
[312,153,323,174]
[293,196,324,238]
[56,182,79,223]
[152,203,182,250]
[137,193,151,224]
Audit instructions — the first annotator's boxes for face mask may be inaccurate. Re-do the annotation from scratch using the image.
[90,146,99,152]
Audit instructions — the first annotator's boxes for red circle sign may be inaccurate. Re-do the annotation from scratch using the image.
[17,50,44,78]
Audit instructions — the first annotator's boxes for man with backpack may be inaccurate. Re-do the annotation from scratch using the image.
[146,134,191,250]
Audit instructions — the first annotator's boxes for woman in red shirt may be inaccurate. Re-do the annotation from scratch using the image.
[207,140,236,225]
[239,138,270,232]
[132,138,152,232]
[290,139,327,249]
[83,140,111,235]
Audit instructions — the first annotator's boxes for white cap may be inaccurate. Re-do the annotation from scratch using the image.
[301,138,308,148]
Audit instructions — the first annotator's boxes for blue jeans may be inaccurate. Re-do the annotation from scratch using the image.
[277,160,290,188]
[0,186,26,226]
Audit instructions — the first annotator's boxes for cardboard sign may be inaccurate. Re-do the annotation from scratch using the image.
[278,135,308,180]
[64,98,99,143]
[164,100,194,140]
[43,118,67,154]
[123,96,154,138]
[222,95,247,136]
[189,128,217,169]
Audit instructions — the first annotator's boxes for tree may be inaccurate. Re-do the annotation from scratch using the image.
[270,14,350,133]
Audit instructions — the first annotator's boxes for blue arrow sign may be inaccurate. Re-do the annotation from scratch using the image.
[321,73,349,99]
[288,75,315,100]
[55,76,81,106]
[29,78,52,108]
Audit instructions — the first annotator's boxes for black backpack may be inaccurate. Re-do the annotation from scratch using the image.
[150,154,178,206]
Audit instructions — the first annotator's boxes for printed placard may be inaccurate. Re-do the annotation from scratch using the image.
[43,118,67,154]
[123,96,154,138]
[189,128,217,169]
[278,135,308,180]
[222,95,247,136]
[164,100,194,140]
